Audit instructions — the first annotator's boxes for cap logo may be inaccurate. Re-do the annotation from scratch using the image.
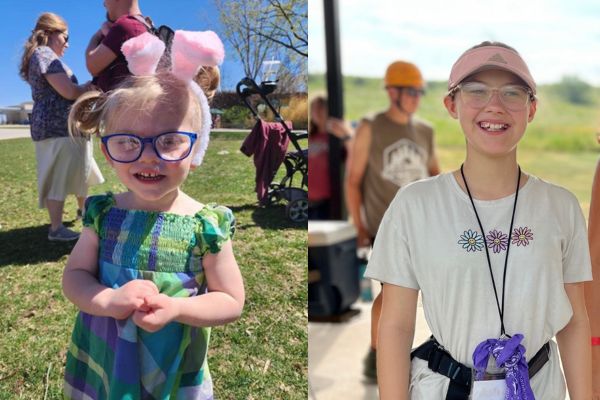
[488,53,508,64]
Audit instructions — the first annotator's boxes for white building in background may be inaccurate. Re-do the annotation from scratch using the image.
[0,102,33,124]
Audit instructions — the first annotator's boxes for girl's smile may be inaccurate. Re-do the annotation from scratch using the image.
[134,170,166,183]
[477,120,511,134]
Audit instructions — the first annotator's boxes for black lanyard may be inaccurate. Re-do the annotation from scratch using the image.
[460,164,521,337]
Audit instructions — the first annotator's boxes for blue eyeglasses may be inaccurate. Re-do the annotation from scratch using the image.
[101,131,198,163]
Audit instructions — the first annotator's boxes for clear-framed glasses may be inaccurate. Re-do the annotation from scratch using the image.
[450,82,534,111]
[395,87,426,98]
[101,131,198,163]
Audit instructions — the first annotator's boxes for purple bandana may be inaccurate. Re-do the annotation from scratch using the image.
[472,334,535,400]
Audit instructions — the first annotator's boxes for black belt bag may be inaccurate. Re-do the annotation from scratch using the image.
[410,337,550,400]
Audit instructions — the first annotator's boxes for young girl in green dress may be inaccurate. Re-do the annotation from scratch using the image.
[61,31,244,399]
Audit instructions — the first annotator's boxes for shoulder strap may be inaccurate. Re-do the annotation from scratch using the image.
[130,14,156,34]
[129,14,174,70]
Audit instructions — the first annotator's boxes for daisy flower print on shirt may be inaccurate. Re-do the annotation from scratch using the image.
[486,229,509,253]
[458,229,485,252]
[511,226,533,247]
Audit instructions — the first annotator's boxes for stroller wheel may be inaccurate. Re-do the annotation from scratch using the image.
[286,198,308,222]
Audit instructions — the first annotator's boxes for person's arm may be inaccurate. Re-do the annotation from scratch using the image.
[62,227,159,319]
[427,128,441,176]
[132,240,245,331]
[327,117,354,150]
[427,150,441,177]
[85,29,117,76]
[344,120,372,246]
[44,73,92,100]
[378,283,418,399]
[585,160,600,399]
[556,282,592,399]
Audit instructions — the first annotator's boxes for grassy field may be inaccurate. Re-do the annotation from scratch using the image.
[0,133,307,399]
[309,74,600,152]
[435,145,598,217]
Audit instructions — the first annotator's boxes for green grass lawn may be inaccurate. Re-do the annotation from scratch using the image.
[0,134,307,399]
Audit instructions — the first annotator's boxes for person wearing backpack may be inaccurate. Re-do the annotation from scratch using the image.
[85,0,149,91]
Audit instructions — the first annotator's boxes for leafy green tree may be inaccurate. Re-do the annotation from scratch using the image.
[553,76,593,105]
[221,105,253,128]
[253,0,307,58]
[214,0,307,93]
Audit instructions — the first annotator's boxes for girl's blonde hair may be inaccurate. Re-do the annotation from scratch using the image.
[69,67,220,138]
[19,12,67,81]
[194,66,220,100]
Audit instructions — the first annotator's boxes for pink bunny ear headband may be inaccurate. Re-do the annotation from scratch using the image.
[121,30,225,166]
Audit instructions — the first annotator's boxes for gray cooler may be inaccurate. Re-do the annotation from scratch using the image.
[308,221,359,318]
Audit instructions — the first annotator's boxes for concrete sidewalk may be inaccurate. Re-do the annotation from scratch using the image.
[0,127,30,140]
[309,285,571,400]
[308,284,432,400]
[0,127,254,141]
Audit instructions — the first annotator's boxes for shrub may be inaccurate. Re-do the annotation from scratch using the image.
[551,76,594,105]
[221,105,253,129]
[262,94,308,130]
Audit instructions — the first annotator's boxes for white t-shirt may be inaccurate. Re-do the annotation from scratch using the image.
[366,172,592,399]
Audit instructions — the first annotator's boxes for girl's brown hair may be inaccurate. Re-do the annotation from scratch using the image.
[309,95,327,137]
[19,12,67,81]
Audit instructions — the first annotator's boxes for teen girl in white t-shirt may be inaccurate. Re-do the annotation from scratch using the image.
[366,42,593,400]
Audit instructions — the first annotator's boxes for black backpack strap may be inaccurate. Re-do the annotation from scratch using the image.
[156,25,175,50]
[130,14,156,34]
[411,338,471,400]
[129,14,173,46]
[128,15,173,69]
[527,341,550,378]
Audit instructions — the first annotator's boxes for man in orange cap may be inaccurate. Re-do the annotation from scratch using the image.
[345,60,440,381]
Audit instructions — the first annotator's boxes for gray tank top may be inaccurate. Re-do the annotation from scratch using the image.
[362,112,434,237]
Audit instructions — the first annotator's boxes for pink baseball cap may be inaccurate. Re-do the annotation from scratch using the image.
[448,45,536,94]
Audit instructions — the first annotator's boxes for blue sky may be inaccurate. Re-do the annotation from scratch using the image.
[309,0,600,87]
[1,0,246,106]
